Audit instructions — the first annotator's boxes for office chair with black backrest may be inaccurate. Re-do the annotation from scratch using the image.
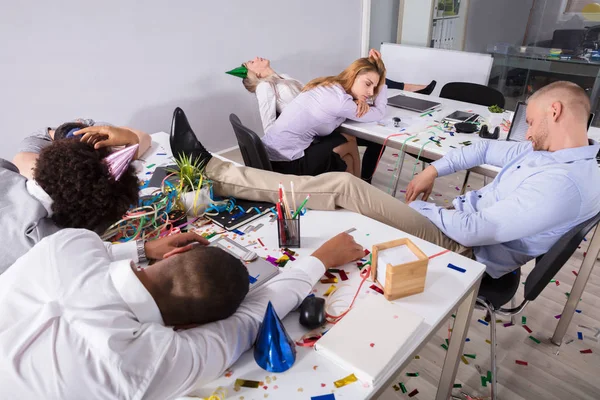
[551,29,586,52]
[475,210,600,400]
[440,82,505,108]
[439,82,506,193]
[229,114,273,171]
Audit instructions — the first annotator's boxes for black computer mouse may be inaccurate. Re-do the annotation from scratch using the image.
[299,296,326,329]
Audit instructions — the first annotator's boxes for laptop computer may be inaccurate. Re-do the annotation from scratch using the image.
[387,94,441,113]
[507,101,595,142]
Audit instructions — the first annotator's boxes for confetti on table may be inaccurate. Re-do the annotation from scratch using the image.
[224,369,233,378]
[522,316,527,324]
[414,355,420,359]
[441,344,448,350]
[481,376,487,387]
[406,372,419,377]
[311,394,336,400]
[324,285,337,296]
[572,270,579,276]
[578,332,584,340]
[523,325,532,333]
[580,349,593,354]
[447,263,466,273]
[392,385,400,392]
[529,335,541,344]
[485,339,492,345]
[554,314,561,319]
[454,383,463,388]
[235,379,261,388]
[313,365,318,370]
[257,238,265,247]
[369,284,384,295]
[478,319,489,326]
[320,278,338,284]
[146,163,156,169]
[455,186,460,191]
[487,371,492,382]
[515,360,528,366]
[408,389,419,397]
[333,373,357,388]
[461,355,469,365]
[576,309,582,313]
[464,354,476,359]
[339,270,349,281]
[503,322,514,328]
[400,382,408,393]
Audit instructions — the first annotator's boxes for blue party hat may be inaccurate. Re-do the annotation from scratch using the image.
[254,301,296,372]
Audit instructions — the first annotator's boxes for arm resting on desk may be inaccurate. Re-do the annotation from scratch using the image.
[337,85,388,123]
[432,140,532,177]
[410,173,581,247]
[142,256,325,400]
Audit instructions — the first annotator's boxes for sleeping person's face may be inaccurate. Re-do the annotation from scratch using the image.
[350,71,380,102]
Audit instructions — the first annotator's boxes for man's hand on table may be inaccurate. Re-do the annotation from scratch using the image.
[145,232,209,260]
[406,165,438,203]
[311,233,364,270]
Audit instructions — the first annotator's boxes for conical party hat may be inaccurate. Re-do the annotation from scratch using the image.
[225,65,248,79]
[254,301,296,372]
[103,144,138,181]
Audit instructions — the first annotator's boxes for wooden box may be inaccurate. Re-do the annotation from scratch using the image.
[370,238,429,301]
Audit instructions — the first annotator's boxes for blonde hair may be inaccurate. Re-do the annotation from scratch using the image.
[302,56,386,98]
[242,70,303,99]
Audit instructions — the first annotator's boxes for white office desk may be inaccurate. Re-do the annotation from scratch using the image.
[143,133,486,400]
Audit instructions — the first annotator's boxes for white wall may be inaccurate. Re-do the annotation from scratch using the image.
[464,0,534,53]
[369,0,400,50]
[0,0,362,159]
[526,0,589,44]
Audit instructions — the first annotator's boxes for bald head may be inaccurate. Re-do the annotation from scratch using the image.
[529,81,591,120]
[525,81,591,152]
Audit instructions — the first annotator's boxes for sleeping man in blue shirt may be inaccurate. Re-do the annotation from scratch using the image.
[174,80,600,281]
[406,81,600,278]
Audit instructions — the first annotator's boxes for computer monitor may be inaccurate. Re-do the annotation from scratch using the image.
[506,102,528,142]
[506,101,594,142]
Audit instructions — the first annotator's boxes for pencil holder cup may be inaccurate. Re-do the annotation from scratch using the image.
[277,217,301,248]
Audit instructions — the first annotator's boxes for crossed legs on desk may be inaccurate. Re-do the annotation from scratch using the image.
[206,157,470,256]
[551,224,600,345]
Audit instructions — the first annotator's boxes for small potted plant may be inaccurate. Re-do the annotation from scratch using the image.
[169,154,211,216]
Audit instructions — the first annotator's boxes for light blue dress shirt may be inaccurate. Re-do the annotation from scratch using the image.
[409,139,600,278]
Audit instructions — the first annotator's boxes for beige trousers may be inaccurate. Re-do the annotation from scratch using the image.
[206,157,470,256]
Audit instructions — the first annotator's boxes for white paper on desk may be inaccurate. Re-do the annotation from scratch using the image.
[314,295,424,386]
[376,245,419,287]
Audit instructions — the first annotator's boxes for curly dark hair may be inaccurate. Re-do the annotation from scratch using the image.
[34,139,139,233]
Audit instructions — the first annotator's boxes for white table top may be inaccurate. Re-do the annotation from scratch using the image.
[341,90,600,178]
[141,133,487,400]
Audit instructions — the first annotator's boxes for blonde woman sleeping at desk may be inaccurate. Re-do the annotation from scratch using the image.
[228,50,391,177]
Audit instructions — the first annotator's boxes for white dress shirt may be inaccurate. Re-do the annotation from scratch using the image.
[255,73,303,133]
[0,228,324,400]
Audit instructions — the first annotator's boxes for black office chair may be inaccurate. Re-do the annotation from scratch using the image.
[551,29,586,52]
[476,211,600,400]
[440,82,505,108]
[229,114,273,171]
[439,82,506,193]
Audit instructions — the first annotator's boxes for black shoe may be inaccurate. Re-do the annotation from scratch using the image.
[170,107,212,167]
[415,80,437,95]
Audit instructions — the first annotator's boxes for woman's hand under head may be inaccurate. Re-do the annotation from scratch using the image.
[244,56,275,79]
